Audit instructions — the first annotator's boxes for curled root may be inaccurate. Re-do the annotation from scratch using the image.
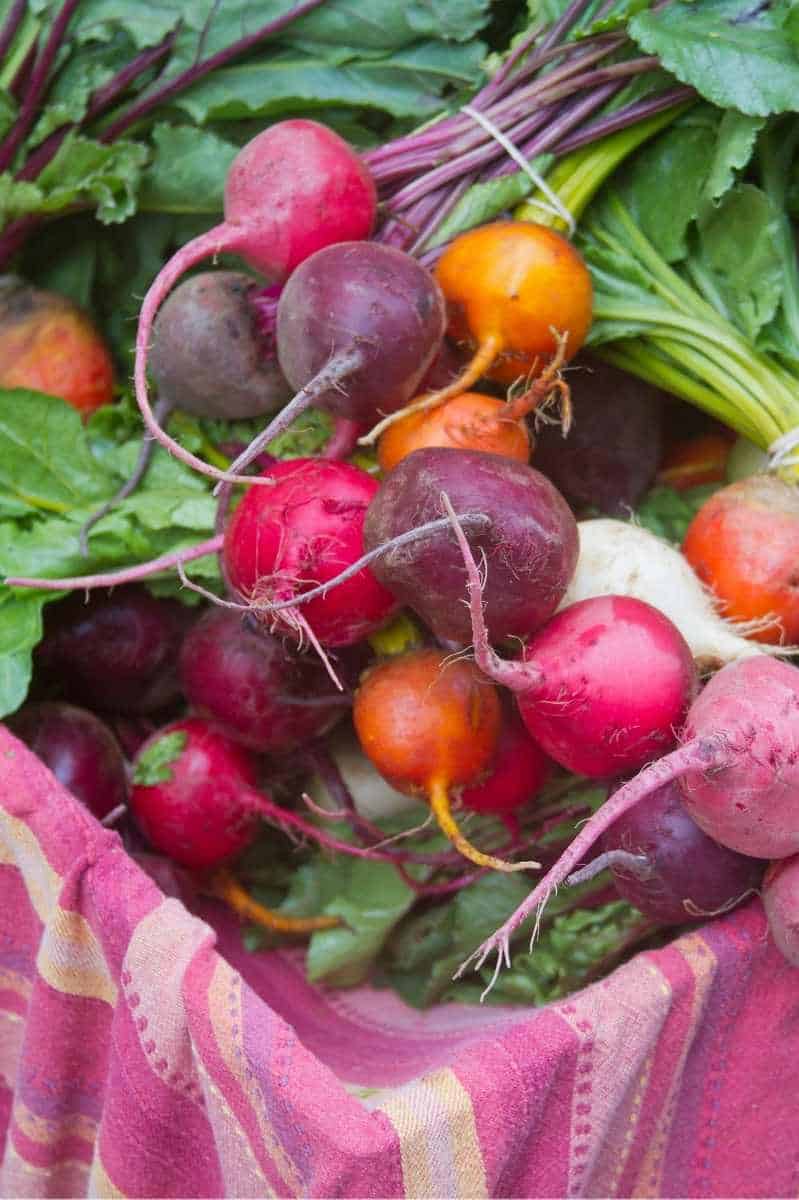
[209,868,342,934]
[504,330,571,431]
[359,335,502,446]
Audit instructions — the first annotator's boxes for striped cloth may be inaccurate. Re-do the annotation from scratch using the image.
[1,722,798,1198]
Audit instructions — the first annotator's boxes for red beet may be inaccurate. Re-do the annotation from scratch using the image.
[8,702,127,820]
[223,458,398,648]
[179,609,347,752]
[36,586,192,714]
[599,778,765,924]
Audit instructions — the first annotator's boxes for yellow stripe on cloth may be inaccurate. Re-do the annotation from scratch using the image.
[0,811,116,1006]
[378,1067,487,1199]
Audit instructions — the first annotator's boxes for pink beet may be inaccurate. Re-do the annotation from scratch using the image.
[134,120,376,484]
[223,458,398,650]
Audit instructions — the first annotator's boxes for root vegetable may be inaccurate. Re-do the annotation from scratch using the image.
[561,518,782,670]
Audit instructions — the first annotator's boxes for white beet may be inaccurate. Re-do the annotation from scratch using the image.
[307,727,421,822]
[559,519,778,671]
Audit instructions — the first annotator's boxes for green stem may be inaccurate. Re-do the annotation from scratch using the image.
[516,102,691,229]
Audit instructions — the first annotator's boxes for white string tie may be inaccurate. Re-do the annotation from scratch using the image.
[460,103,576,236]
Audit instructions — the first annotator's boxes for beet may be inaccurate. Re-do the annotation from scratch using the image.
[532,354,665,514]
[179,609,347,752]
[363,447,578,644]
[8,702,127,820]
[600,778,765,924]
[36,586,192,714]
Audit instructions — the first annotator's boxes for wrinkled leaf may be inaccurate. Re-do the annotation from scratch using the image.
[0,589,59,719]
[693,182,783,340]
[629,0,799,116]
[618,109,720,262]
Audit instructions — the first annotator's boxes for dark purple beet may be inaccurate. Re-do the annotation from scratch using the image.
[363,447,578,644]
[601,778,766,924]
[276,242,447,422]
[150,270,290,419]
[179,608,348,753]
[36,586,193,714]
[7,702,127,820]
[532,354,665,515]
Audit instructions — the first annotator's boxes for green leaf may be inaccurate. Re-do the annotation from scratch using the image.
[0,589,59,718]
[692,182,783,340]
[634,483,720,543]
[699,110,766,209]
[174,46,485,124]
[132,730,187,785]
[139,124,238,214]
[445,900,643,1007]
[425,160,552,250]
[306,857,421,987]
[289,0,492,49]
[33,134,149,224]
[629,0,799,116]
[0,390,114,513]
[617,109,720,262]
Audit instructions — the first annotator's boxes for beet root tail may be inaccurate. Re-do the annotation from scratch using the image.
[453,736,730,1000]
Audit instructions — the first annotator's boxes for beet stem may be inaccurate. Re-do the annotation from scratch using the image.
[6,532,224,591]
[78,396,172,557]
[440,493,544,694]
[567,849,652,886]
[98,0,330,143]
[210,867,342,934]
[429,778,542,873]
[212,346,366,495]
[321,416,364,460]
[454,736,731,999]
[0,0,80,174]
[0,0,27,68]
[360,337,501,445]
[242,511,491,616]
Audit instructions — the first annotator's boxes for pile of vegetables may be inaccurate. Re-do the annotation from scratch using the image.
[3,0,799,1006]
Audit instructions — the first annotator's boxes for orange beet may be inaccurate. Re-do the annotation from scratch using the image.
[438,221,593,386]
[353,648,537,872]
[362,222,591,446]
[0,278,114,416]
[377,390,531,473]
[682,475,799,644]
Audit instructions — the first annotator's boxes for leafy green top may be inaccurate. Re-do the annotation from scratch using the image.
[132,730,188,786]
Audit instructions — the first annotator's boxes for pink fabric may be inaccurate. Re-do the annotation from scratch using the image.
[1,722,798,1198]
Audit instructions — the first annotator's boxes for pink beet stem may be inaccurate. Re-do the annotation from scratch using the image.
[135,226,279,488]
[6,534,223,591]
[439,491,543,693]
[454,735,730,997]
[322,416,365,460]
[211,347,365,496]
[243,787,421,865]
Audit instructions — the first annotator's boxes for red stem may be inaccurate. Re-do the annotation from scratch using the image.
[99,0,329,143]
[0,0,27,65]
[5,532,223,591]
[0,0,81,173]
